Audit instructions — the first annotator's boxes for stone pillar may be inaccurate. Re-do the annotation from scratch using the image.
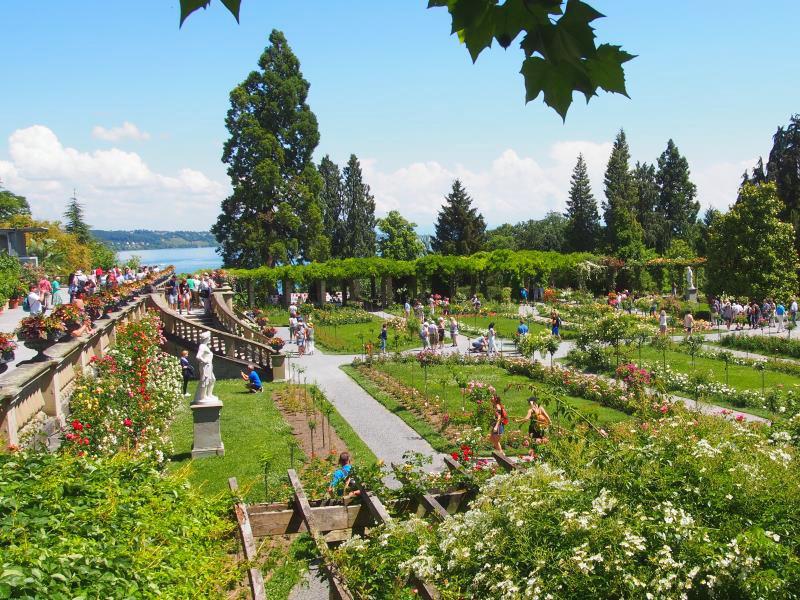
[271,353,286,382]
[381,276,393,307]
[217,285,234,311]
[191,400,225,458]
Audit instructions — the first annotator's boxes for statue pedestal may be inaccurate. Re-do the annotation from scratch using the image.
[191,399,225,458]
[685,287,698,303]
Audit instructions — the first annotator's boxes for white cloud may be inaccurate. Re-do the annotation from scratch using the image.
[362,141,613,230]
[91,121,151,142]
[693,158,754,213]
[0,125,226,229]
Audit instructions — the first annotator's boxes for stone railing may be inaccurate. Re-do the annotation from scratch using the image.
[211,287,273,346]
[148,293,286,383]
[0,295,151,449]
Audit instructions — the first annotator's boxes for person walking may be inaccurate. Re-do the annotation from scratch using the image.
[551,311,561,339]
[25,284,42,315]
[791,298,798,327]
[489,396,508,456]
[419,319,429,349]
[379,323,388,354]
[166,276,178,311]
[306,321,315,355]
[296,320,306,356]
[178,278,190,315]
[437,317,445,350]
[38,275,52,310]
[684,311,694,336]
[776,301,786,332]
[449,316,459,348]
[51,275,63,307]
[187,274,198,309]
[179,350,194,397]
[404,300,411,319]
[428,320,439,351]
[515,396,551,456]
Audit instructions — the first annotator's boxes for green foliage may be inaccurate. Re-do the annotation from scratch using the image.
[377,210,426,260]
[341,154,376,258]
[720,333,800,361]
[603,129,644,254]
[655,139,699,253]
[432,179,486,255]
[212,30,326,268]
[632,161,659,249]
[565,153,600,251]
[177,1,633,118]
[0,184,31,221]
[89,239,116,270]
[319,155,347,259]
[706,182,798,299]
[63,194,91,245]
[0,252,22,303]
[485,212,567,252]
[0,452,238,599]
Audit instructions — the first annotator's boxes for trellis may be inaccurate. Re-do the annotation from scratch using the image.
[230,452,522,599]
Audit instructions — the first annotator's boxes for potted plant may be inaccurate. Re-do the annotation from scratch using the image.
[52,303,87,331]
[267,336,285,351]
[0,332,17,363]
[263,326,277,339]
[8,283,26,309]
[17,315,67,360]
[83,294,104,320]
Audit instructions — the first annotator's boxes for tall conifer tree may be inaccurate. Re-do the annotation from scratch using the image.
[432,180,486,255]
[632,162,659,249]
[341,154,376,258]
[564,154,600,251]
[655,139,698,253]
[319,155,347,259]
[64,192,91,245]
[602,129,642,253]
[212,30,326,267]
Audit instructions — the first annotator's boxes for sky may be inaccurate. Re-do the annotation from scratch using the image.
[1,1,798,233]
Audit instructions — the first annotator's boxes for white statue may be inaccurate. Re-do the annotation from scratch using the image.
[686,266,695,290]
[193,331,218,404]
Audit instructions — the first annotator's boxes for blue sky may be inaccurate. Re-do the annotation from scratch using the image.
[1,1,798,230]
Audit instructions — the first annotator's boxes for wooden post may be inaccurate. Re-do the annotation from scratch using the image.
[228,478,267,600]
[420,493,451,522]
[492,452,520,472]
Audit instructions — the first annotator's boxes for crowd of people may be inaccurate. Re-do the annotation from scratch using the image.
[164,273,217,316]
[287,300,315,356]
[715,297,797,332]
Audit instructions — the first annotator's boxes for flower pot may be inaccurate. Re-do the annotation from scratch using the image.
[23,338,55,361]
[0,350,14,364]
[9,298,20,309]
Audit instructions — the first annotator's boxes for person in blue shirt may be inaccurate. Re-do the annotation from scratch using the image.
[776,302,786,332]
[240,364,263,393]
[520,287,528,304]
[328,452,360,497]
[517,319,529,336]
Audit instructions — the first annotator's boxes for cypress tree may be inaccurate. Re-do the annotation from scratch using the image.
[564,154,600,251]
[319,155,347,259]
[602,129,642,253]
[765,115,800,250]
[432,179,486,255]
[212,30,326,268]
[341,154,376,258]
[632,161,659,249]
[654,139,699,253]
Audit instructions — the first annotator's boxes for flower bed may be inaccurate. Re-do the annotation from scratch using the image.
[720,333,800,360]
[333,409,800,598]
[67,311,182,460]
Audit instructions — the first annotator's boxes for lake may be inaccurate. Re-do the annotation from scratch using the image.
[116,246,222,274]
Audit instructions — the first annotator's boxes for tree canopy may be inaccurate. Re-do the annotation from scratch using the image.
[177,0,633,119]
[654,139,698,253]
[432,179,486,255]
[0,183,31,221]
[211,30,326,268]
[377,210,426,261]
[341,154,376,258]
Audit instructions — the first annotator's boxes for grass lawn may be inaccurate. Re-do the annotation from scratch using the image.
[455,313,550,338]
[344,362,630,454]
[632,345,800,392]
[314,318,420,354]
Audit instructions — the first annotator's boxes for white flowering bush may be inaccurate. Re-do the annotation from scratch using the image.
[333,409,800,598]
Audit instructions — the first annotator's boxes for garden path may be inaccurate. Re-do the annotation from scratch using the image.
[0,305,43,380]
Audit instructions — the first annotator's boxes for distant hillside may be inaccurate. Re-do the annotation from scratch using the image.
[92,230,216,250]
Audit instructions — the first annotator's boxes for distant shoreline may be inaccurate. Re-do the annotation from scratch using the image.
[92,229,216,251]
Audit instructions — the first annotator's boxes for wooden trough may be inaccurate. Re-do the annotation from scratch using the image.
[230,452,521,599]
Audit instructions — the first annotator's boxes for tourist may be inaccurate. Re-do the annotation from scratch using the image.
[428,320,439,351]
[414,300,424,320]
[241,363,263,393]
[489,395,508,456]
[471,335,487,353]
[26,284,42,315]
[471,294,481,312]
[776,301,786,332]
[442,297,450,316]
[72,291,86,310]
[306,322,315,355]
[722,301,733,330]
[69,312,94,338]
[791,298,798,326]
[379,322,388,354]
[178,278,190,315]
[51,275,62,306]
[67,273,78,304]
[296,320,306,356]
[38,275,52,310]
[684,311,694,336]
[551,311,561,339]
[649,299,658,317]
[437,317,445,350]
[520,286,528,305]
[165,275,178,311]
[289,299,298,320]
[187,273,198,309]
[659,309,668,335]
[328,452,360,498]
[180,350,193,397]
[428,294,436,316]
[517,319,529,336]
[404,299,411,319]
[199,274,213,314]
[515,396,551,456]
[449,316,459,348]
[419,320,429,348]
[487,322,497,356]
[288,313,297,343]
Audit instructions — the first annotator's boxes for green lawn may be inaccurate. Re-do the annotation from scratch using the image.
[343,362,629,454]
[314,318,421,354]
[454,313,550,338]
[633,345,800,391]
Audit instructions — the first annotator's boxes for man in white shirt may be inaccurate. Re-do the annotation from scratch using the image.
[791,298,798,325]
[27,285,43,315]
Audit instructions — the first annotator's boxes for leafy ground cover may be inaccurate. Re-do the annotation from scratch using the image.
[0,451,240,599]
[332,407,800,598]
[718,332,800,360]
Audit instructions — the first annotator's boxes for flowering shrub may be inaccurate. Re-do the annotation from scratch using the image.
[615,363,651,398]
[68,311,181,461]
[268,336,286,351]
[0,331,17,354]
[334,409,800,598]
[465,380,496,429]
[17,313,67,341]
[416,348,441,368]
[542,287,558,303]
[721,333,800,360]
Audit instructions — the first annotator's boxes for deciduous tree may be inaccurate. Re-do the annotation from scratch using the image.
[377,210,425,261]
[0,183,31,222]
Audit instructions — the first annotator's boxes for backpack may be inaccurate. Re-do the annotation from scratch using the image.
[22,296,30,312]
[500,405,509,426]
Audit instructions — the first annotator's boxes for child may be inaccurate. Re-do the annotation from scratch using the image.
[379,323,388,354]
[179,350,194,397]
[241,364,263,393]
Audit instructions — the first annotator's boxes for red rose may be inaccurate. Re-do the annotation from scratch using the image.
[71,420,83,431]
[123,418,133,427]
[451,452,460,461]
